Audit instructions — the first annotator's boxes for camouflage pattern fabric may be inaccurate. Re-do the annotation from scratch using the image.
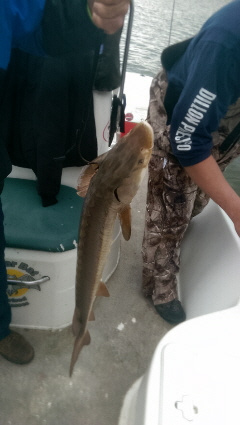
[142,69,240,305]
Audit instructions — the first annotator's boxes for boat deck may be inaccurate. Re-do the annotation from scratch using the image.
[0,173,172,425]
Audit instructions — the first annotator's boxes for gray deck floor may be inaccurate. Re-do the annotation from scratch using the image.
[0,175,172,425]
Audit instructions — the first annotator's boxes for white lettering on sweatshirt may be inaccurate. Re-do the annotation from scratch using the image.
[175,88,216,152]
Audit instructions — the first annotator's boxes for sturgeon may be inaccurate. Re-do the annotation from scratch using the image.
[69,121,153,376]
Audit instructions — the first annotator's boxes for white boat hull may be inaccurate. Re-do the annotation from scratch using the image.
[119,199,240,425]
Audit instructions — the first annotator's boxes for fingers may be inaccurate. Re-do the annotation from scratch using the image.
[88,0,130,34]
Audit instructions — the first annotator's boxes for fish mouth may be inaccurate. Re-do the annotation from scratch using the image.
[124,121,154,150]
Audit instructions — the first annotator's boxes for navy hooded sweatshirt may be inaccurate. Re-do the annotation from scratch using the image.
[166,0,240,167]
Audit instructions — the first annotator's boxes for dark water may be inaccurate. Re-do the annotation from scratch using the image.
[121,0,229,77]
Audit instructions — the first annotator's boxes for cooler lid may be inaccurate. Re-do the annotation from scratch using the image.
[159,342,240,424]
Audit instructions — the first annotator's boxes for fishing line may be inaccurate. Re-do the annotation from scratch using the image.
[109,0,134,146]
[72,39,104,166]
[54,36,104,166]
[168,0,176,46]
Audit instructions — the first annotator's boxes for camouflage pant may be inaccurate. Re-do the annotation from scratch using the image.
[142,69,240,305]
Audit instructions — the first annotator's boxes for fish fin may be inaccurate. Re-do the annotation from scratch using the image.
[69,330,91,377]
[119,205,132,241]
[76,153,108,197]
[76,164,98,197]
[88,309,95,321]
[96,281,110,297]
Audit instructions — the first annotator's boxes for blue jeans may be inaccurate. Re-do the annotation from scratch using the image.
[0,195,11,340]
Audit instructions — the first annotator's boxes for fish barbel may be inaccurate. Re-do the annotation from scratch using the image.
[69,121,153,376]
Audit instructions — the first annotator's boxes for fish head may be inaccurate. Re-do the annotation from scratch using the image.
[106,121,154,204]
[76,121,153,203]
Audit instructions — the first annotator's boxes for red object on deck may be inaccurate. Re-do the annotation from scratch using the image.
[120,120,137,137]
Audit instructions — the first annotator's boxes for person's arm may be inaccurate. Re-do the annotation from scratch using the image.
[88,0,129,34]
[169,36,240,167]
[185,155,240,236]
[41,0,129,57]
[167,35,240,237]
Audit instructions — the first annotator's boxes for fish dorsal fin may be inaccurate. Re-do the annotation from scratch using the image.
[88,310,95,321]
[96,281,110,297]
[77,153,108,197]
[76,163,98,197]
[119,205,131,241]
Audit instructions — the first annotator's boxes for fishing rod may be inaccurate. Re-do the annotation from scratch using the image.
[168,0,176,46]
[56,0,135,163]
[119,0,134,104]
[109,0,134,146]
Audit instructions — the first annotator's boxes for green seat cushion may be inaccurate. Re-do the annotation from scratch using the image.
[2,178,84,252]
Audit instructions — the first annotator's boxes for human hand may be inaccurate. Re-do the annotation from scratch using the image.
[88,0,129,34]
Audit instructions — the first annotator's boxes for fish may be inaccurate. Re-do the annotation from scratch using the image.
[69,121,153,376]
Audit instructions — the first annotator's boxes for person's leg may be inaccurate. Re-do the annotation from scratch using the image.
[143,71,240,324]
[34,55,69,206]
[142,70,197,324]
[0,186,34,364]
[142,151,199,321]
[0,189,11,340]
[191,188,210,218]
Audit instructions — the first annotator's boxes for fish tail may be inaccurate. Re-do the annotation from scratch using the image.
[69,330,91,377]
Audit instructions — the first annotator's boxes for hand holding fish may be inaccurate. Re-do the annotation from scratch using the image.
[88,0,130,34]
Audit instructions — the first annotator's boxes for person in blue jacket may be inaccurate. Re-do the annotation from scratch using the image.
[0,0,129,365]
[142,0,240,324]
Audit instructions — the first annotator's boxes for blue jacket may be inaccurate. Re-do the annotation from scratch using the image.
[0,0,103,182]
[167,0,240,167]
[0,0,46,181]
[0,0,46,71]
